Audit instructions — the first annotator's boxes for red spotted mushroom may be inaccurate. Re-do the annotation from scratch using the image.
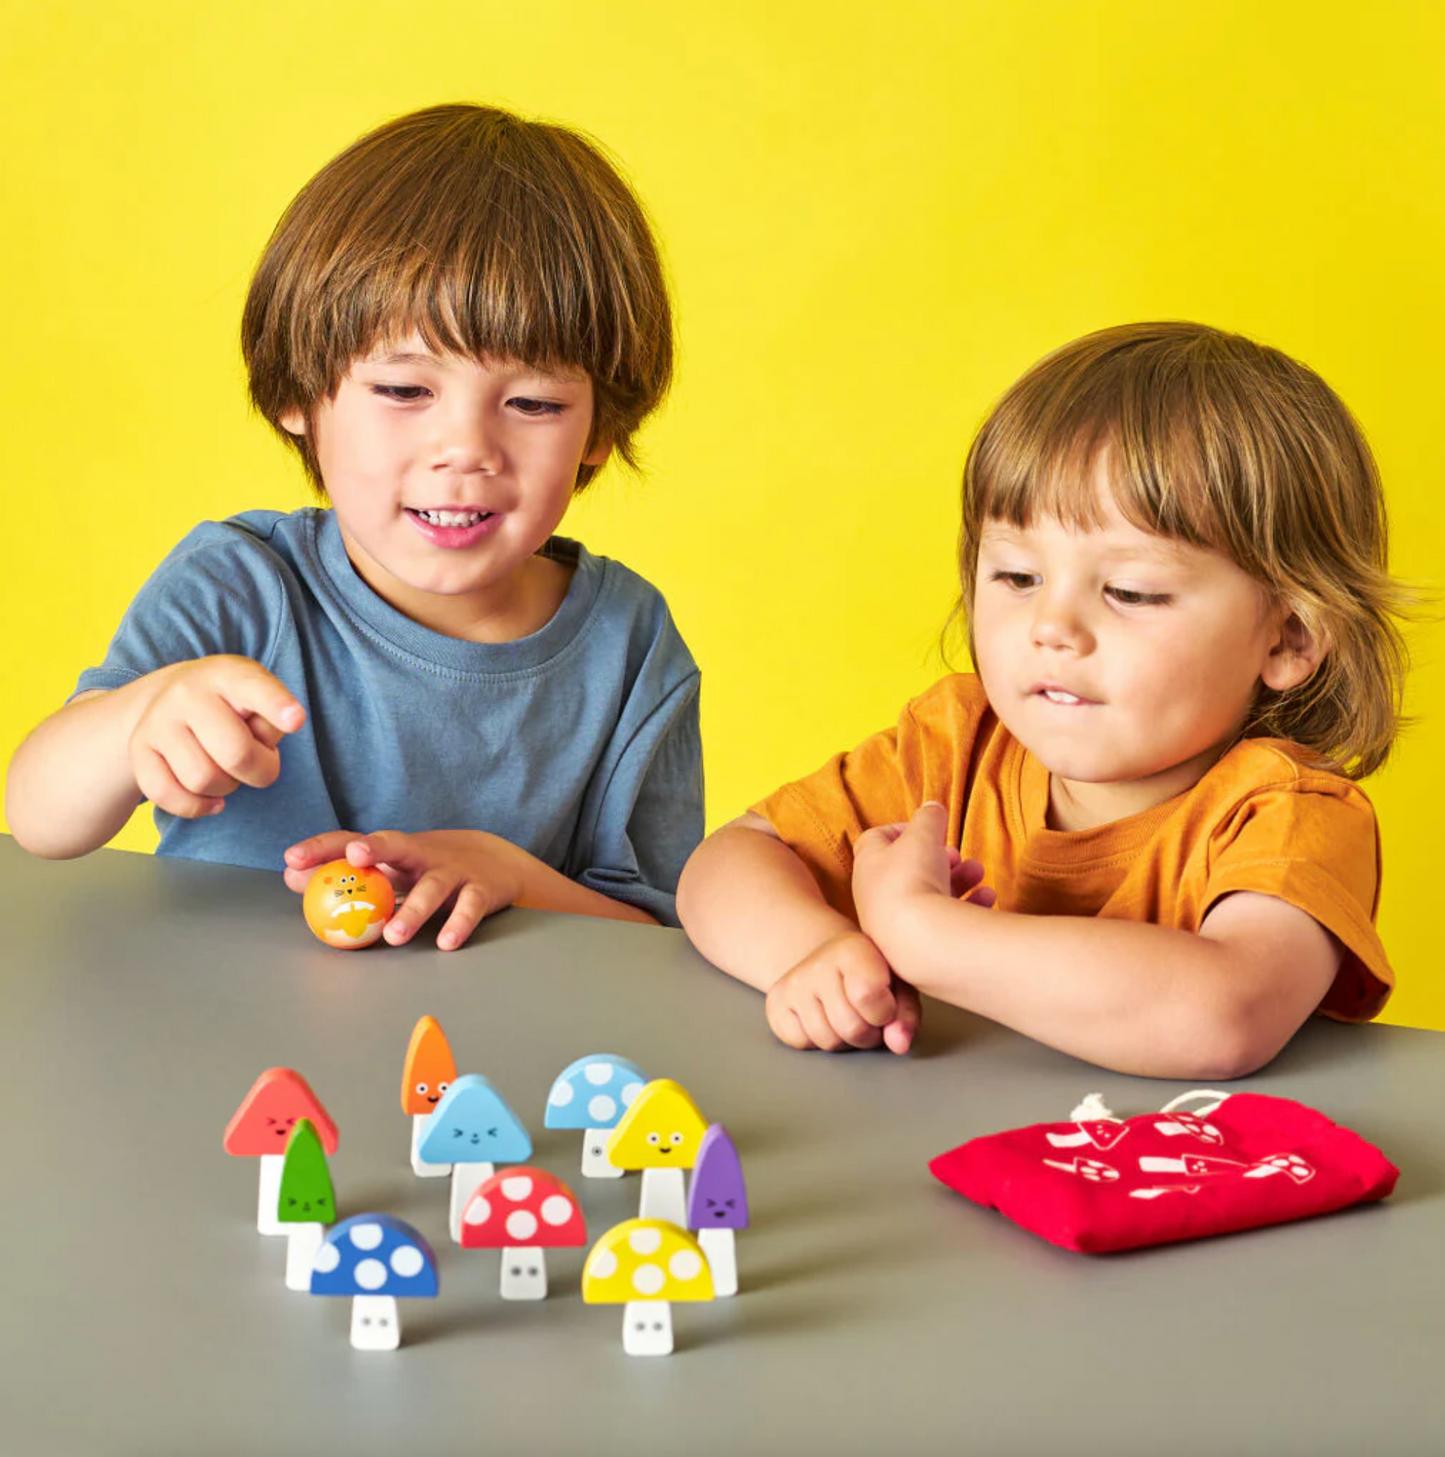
[460,1166,586,1300]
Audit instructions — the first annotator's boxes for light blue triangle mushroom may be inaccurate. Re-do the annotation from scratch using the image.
[418,1074,532,1242]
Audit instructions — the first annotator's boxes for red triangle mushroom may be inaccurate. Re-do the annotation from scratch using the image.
[223,1068,339,1235]
[459,1167,586,1300]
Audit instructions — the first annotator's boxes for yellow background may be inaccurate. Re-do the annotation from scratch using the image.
[2,3,1441,1024]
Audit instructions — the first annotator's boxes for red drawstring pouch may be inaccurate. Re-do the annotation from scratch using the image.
[929,1090,1399,1253]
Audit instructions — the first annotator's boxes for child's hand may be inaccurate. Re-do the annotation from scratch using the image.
[852,801,995,935]
[283,829,524,950]
[129,656,306,818]
[765,930,922,1055]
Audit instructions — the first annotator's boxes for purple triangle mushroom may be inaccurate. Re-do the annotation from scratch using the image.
[310,1214,438,1351]
[685,1125,748,1297]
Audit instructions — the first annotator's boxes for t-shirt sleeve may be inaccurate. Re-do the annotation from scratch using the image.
[1204,778,1392,1022]
[750,675,986,918]
[72,526,285,698]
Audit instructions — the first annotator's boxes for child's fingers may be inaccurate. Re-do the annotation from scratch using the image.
[855,823,906,855]
[818,976,887,1049]
[383,868,459,944]
[948,855,988,898]
[882,982,923,1054]
[795,993,849,1052]
[133,742,226,819]
[189,697,284,790]
[434,884,499,951]
[212,659,306,738]
[840,962,898,1029]
[965,884,997,909]
[764,991,813,1051]
[284,830,363,869]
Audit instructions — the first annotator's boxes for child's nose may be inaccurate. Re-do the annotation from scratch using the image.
[434,409,504,476]
[1030,591,1093,653]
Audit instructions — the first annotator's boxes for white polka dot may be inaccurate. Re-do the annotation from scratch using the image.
[585,1062,615,1086]
[391,1246,424,1278]
[313,1242,340,1274]
[501,1175,533,1202]
[620,1081,643,1106]
[588,1094,617,1123]
[540,1195,573,1226]
[669,1249,703,1282]
[355,1258,388,1291]
[463,1197,492,1226]
[549,1081,575,1107]
[628,1226,663,1255]
[349,1223,384,1251]
[589,1249,618,1280]
[506,1210,538,1241]
[631,1263,665,1296]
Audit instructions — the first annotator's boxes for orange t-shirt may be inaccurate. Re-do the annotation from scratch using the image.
[752,673,1391,1022]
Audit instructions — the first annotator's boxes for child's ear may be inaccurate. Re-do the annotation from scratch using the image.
[279,407,306,436]
[582,434,613,468]
[1261,609,1328,693]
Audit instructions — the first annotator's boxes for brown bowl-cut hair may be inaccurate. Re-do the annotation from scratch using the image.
[242,103,673,492]
[953,321,1413,779]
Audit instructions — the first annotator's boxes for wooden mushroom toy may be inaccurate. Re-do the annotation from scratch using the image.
[223,1068,338,1235]
[606,1079,708,1226]
[460,1167,587,1299]
[310,1214,438,1351]
[400,1015,458,1178]
[416,1074,532,1242]
[685,1124,748,1297]
[582,1218,715,1356]
[278,1117,337,1291]
[544,1053,649,1178]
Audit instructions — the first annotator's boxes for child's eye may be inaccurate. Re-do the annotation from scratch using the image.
[507,397,565,417]
[370,384,431,401]
[1106,586,1172,607]
[988,569,1038,591]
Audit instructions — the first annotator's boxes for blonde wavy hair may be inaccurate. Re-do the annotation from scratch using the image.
[955,321,1413,779]
[242,103,673,494]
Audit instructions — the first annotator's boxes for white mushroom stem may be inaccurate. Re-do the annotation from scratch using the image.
[581,1129,625,1179]
[349,1295,401,1352]
[256,1154,284,1235]
[698,1227,738,1297]
[639,1167,687,1225]
[449,1161,495,1243]
[410,1115,451,1178]
[622,1300,674,1356]
[499,1247,548,1301]
[284,1223,325,1292]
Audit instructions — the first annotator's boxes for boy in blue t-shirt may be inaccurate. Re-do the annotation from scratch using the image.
[7,104,702,939]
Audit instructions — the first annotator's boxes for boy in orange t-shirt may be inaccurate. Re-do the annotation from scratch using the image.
[678,322,1407,1078]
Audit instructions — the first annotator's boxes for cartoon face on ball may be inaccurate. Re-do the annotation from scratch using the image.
[302,861,395,949]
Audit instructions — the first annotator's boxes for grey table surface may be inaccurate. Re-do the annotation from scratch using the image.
[0,837,1441,1457]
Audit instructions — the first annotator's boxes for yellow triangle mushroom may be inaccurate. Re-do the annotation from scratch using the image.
[605,1079,708,1226]
[582,1218,715,1356]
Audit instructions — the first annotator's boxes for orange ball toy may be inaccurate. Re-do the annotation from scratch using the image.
[302,860,396,949]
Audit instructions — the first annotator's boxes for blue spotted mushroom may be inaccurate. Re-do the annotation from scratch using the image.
[310,1214,438,1351]
[545,1054,649,1179]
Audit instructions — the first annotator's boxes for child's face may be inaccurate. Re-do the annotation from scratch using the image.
[971,465,1297,813]
[283,338,608,636]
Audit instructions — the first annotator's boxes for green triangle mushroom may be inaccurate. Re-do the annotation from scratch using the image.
[278,1118,337,1291]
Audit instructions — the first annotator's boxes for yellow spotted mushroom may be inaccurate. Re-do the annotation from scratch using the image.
[582,1218,715,1356]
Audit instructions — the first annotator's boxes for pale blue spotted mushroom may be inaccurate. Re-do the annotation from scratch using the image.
[545,1054,649,1179]
[417,1074,533,1242]
[310,1214,438,1351]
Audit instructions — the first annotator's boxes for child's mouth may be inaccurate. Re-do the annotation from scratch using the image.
[405,507,501,548]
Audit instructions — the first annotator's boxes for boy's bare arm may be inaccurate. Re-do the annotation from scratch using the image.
[675,814,861,991]
[6,657,304,860]
[853,804,1339,1079]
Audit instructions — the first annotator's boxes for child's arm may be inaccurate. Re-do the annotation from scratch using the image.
[283,829,661,945]
[6,657,305,859]
[852,803,1341,1080]
[677,814,973,1053]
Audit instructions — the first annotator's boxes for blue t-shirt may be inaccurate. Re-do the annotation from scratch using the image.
[75,509,703,924]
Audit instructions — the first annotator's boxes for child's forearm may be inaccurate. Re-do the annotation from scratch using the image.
[871,897,1284,1079]
[508,848,659,925]
[6,676,172,858]
[676,820,859,992]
